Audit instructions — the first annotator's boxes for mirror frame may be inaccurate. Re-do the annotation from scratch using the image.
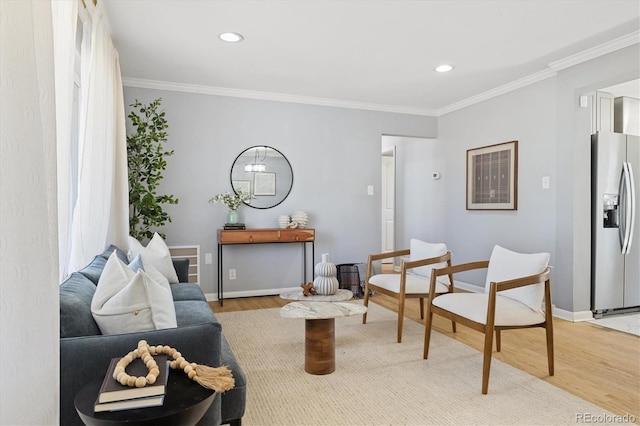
[229,145,294,209]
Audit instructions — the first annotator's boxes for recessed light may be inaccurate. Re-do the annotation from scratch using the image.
[219,32,244,43]
[435,64,454,73]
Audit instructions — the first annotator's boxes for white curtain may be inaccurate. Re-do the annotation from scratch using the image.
[68,6,128,272]
[51,0,78,280]
[1,1,59,423]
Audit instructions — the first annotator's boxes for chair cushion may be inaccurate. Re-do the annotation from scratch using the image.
[409,239,449,285]
[172,258,190,283]
[59,272,102,338]
[128,233,179,283]
[433,293,546,326]
[485,245,549,312]
[170,283,208,302]
[91,252,177,335]
[369,273,449,295]
[77,255,108,285]
[100,244,129,263]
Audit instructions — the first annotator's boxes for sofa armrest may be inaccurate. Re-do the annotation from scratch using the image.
[173,258,190,283]
[60,322,222,426]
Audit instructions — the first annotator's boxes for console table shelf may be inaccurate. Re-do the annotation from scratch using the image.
[217,228,315,305]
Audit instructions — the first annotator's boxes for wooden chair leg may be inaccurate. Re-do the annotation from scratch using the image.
[362,283,370,324]
[419,297,424,320]
[397,297,405,343]
[482,327,494,395]
[423,310,434,359]
[546,323,555,376]
[495,330,501,352]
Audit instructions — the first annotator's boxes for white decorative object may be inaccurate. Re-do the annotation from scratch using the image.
[91,252,177,335]
[278,215,290,229]
[291,210,308,228]
[127,233,179,283]
[313,253,339,295]
[315,257,337,277]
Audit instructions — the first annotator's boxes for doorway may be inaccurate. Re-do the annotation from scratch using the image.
[381,134,441,267]
[381,147,395,262]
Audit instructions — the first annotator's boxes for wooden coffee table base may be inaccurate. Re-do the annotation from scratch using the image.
[305,318,335,375]
[280,301,366,375]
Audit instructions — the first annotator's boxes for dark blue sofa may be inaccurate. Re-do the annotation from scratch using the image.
[59,245,246,425]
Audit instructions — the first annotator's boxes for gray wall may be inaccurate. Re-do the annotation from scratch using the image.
[124,88,436,296]
[437,44,639,312]
[384,135,446,250]
[125,42,638,312]
[438,78,558,294]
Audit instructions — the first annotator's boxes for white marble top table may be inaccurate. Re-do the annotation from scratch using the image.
[280,301,367,319]
[279,289,353,302]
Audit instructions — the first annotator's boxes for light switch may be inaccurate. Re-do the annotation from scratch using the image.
[579,95,589,108]
[367,185,374,196]
[205,253,213,264]
[542,176,550,189]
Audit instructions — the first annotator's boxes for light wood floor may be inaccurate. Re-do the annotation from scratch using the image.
[209,294,640,421]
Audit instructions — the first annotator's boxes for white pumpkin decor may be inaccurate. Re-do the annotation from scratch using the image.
[313,253,339,295]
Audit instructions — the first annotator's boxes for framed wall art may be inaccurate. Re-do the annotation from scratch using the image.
[466,140,518,210]
[253,172,276,196]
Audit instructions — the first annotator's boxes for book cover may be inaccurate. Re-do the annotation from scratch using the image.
[94,394,165,412]
[97,355,168,404]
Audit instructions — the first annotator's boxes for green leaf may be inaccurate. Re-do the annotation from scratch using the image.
[127,98,178,239]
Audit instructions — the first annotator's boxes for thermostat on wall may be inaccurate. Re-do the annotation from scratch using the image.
[432,172,441,180]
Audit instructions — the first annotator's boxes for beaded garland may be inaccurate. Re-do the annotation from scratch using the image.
[114,340,235,392]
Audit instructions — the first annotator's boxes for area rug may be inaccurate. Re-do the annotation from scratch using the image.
[216,302,614,425]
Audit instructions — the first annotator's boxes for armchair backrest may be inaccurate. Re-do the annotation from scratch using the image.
[485,245,550,311]
[410,239,450,284]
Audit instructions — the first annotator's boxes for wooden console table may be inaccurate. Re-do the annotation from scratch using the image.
[217,228,315,306]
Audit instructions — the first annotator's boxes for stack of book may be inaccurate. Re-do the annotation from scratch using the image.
[94,355,169,412]
[224,223,246,230]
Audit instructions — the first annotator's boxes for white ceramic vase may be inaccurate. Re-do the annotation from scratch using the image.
[313,253,339,295]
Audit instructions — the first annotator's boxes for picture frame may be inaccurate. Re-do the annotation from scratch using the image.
[253,172,276,196]
[232,180,251,195]
[466,140,518,210]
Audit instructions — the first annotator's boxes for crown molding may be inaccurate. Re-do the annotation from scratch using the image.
[122,77,438,117]
[123,31,639,118]
[436,68,557,116]
[549,30,640,71]
[438,31,639,116]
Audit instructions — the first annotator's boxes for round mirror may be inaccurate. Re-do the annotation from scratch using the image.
[230,145,293,209]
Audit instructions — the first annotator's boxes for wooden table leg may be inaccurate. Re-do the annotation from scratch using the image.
[305,318,335,375]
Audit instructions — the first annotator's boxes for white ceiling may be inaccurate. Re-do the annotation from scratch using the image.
[102,0,640,116]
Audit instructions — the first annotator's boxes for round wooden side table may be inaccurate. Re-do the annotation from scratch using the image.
[74,370,216,426]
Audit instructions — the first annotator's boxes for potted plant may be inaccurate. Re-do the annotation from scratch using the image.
[127,98,178,242]
[209,189,252,224]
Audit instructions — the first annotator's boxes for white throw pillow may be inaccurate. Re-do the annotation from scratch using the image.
[409,239,449,283]
[128,233,179,283]
[128,254,171,290]
[92,252,177,335]
[484,245,550,312]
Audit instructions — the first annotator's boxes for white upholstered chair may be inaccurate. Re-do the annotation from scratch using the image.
[363,239,454,343]
[423,245,553,394]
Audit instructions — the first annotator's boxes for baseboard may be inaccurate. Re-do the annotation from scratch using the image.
[204,286,300,302]
[552,307,594,322]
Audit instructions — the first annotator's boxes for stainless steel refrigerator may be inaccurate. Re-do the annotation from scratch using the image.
[591,131,640,317]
